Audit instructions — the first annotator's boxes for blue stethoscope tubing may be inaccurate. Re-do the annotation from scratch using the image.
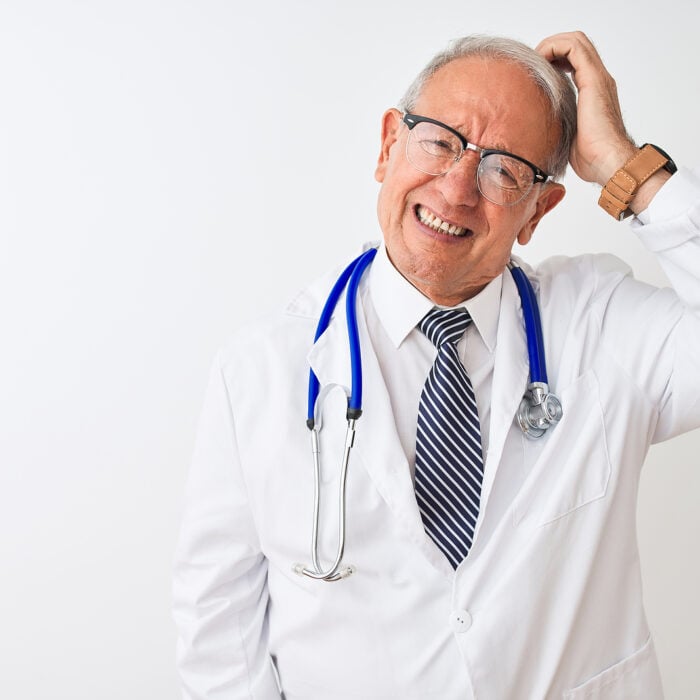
[297,247,378,582]
[296,246,561,582]
[508,262,547,385]
[306,247,378,428]
[307,246,551,419]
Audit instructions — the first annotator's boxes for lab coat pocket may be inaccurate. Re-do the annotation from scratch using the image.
[563,635,663,699]
[514,370,611,527]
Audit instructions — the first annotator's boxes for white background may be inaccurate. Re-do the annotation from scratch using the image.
[1,1,698,698]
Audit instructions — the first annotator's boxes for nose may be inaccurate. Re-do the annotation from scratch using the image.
[436,151,481,207]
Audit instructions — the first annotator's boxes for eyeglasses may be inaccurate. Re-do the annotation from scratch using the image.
[402,113,551,206]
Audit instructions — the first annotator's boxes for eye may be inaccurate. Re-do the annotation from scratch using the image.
[480,155,532,191]
[419,137,459,158]
[483,162,519,189]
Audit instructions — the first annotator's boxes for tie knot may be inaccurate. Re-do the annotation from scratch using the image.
[419,307,471,348]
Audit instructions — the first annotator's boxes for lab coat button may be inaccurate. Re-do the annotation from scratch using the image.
[450,609,472,633]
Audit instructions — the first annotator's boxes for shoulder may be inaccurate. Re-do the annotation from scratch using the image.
[215,251,363,375]
[515,253,634,307]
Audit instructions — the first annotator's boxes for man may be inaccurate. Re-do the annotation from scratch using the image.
[173,31,700,698]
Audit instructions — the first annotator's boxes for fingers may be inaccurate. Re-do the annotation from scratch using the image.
[535,31,609,89]
[535,30,600,63]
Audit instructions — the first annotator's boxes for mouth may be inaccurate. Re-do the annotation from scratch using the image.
[415,205,470,237]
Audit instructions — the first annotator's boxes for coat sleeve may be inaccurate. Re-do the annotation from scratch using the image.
[609,166,700,441]
[173,352,281,699]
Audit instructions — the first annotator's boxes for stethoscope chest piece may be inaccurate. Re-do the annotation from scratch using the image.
[516,381,563,439]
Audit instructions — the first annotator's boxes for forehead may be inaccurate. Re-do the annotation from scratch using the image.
[413,56,556,158]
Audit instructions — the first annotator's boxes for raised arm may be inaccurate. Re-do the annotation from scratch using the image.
[536,31,673,214]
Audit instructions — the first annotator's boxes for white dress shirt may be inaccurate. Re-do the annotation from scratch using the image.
[365,244,501,472]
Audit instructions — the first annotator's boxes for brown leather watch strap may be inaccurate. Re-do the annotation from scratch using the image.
[598,144,673,221]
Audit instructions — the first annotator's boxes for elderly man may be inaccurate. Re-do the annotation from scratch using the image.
[174,31,699,699]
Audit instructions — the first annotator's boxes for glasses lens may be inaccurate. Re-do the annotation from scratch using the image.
[406,121,462,176]
[477,153,535,205]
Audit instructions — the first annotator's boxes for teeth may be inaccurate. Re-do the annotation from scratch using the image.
[417,206,467,236]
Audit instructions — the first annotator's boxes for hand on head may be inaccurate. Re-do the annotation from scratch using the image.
[535,31,637,186]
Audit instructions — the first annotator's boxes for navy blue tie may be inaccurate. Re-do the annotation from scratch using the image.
[415,308,484,568]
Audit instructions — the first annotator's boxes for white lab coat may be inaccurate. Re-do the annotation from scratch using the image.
[173,168,700,699]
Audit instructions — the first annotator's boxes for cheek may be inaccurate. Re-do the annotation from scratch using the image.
[485,203,535,245]
[378,173,415,226]
[376,183,397,233]
[382,149,435,200]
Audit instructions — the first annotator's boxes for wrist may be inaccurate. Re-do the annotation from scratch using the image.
[598,144,677,221]
[595,141,638,187]
[628,169,673,215]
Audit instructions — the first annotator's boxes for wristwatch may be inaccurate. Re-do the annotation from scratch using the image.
[598,143,677,221]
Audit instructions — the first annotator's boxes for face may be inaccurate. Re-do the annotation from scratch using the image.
[375,57,566,305]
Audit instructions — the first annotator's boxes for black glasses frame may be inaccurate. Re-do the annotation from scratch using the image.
[402,112,551,184]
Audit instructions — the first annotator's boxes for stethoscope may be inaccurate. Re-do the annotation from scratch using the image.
[293,246,562,582]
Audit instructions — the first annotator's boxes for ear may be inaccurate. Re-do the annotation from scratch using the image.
[374,108,403,183]
[517,182,566,245]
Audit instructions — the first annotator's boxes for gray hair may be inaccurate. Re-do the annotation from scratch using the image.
[398,35,577,180]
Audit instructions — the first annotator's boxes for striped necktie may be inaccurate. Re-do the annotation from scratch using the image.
[415,307,484,568]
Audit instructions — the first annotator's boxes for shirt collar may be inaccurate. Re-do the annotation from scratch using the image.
[368,243,501,351]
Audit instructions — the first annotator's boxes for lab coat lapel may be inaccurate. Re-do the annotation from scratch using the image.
[306,311,351,401]
[478,270,529,520]
[306,301,409,503]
